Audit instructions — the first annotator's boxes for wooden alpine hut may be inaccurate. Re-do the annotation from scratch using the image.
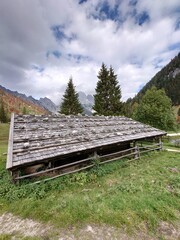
[6,114,166,182]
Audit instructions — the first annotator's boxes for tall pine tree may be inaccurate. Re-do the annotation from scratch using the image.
[60,77,83,115]
[108,66,122,115]
[93,63,122,116]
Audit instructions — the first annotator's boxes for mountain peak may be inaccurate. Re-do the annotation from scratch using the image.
[39,97,58,112]
[78,91,94,105]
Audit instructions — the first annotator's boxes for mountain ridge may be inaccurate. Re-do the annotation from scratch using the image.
[134,52,180,105]
[0,85,94,116]
[0,86,49,117]
[0,85,58,113]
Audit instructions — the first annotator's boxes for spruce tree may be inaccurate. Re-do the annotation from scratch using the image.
[22,106,27,114]
[0,99,7,123]
[60,77,83,115]
[93,63,122,116]
[108,66,122,115]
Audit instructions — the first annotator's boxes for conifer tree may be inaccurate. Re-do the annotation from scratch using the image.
[108,66,122,115]
[93,63,122,116]
[60,77,83,115]
[0,99,7,123]
[22,106,27,114]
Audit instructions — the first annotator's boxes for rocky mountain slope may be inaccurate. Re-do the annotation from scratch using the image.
[0,86,48,117]
[78,91,94,115]
[0,85,57,113]
[0,85,94,116]
[39,97,58,113]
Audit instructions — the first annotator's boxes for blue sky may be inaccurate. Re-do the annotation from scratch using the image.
[0,0,179,103]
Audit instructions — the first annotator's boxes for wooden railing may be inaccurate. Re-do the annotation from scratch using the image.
[14,142,162,183]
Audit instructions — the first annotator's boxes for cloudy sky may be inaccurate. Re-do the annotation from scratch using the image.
[0,0,180,104]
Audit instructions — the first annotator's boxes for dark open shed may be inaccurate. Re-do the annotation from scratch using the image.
[7,114,166,182]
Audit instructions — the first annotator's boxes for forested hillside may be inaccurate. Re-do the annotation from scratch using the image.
[135,53,180,105]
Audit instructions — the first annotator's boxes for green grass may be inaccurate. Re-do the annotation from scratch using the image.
[0,235,11,240]
[0,123,9,158]
[0,123,9,200]
[0,123,180,235]
[0,235,40,240]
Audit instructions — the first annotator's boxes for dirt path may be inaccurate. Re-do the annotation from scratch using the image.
[0,213,52,238]
[167,133,180,136]
[166,148,180,152]
[0,213,180,240]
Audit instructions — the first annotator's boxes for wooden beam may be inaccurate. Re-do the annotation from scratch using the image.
[99,147,136,159]
[6,113,14,169]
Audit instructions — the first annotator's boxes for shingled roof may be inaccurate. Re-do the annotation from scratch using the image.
[7,114,166,170]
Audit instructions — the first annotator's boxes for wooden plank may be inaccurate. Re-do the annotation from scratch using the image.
[100,151,136,165]
[6,113,15,169]
[140,147,161,154]
[99,147,135,159]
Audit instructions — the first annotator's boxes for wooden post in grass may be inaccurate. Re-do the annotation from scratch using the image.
[158,137,163,150]
[12,170,20,184]
[133,141,139,159]
[93,151,98,159]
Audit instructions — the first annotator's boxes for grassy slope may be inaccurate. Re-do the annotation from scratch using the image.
[0,124,180,235]
[0,123,9,162]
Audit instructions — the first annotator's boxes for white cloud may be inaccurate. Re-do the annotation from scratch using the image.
[0,0,179,104]
[24,61,99,104]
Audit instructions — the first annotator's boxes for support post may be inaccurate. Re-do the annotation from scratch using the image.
[92,151,100,166]
[133,141,139,159]
[93,151,98,158]
[12,170,20,184]
[158,137,163,150]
